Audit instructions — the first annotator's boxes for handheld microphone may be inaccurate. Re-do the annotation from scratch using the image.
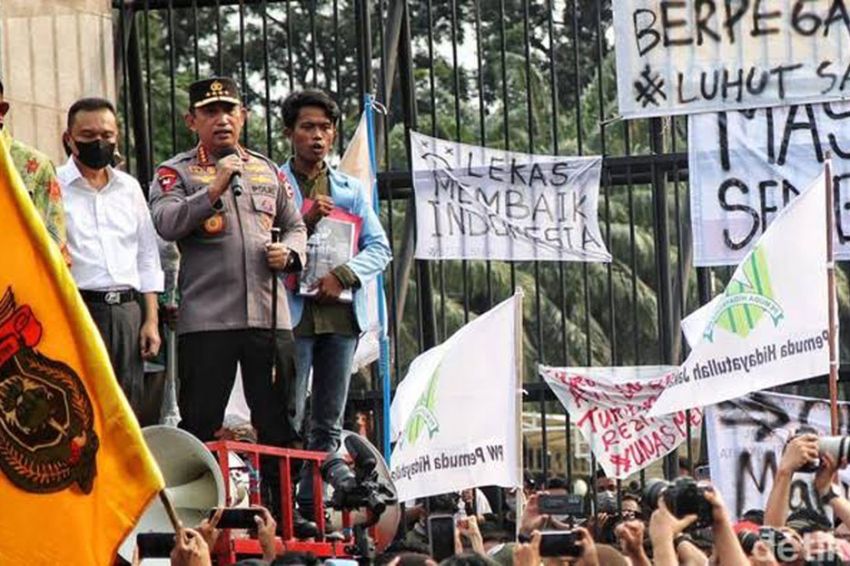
[219,147,243,196]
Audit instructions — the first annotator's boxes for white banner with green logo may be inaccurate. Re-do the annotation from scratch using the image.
[389,294,521,502]
[649,172,831,417]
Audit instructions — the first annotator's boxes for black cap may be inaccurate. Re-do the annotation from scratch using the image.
[188,77,241,109]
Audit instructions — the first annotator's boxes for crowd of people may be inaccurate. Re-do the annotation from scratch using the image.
[7,76,850,565]
[150,429,850,565]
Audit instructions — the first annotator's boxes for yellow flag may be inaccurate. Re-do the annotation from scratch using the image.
[0,138,164,564]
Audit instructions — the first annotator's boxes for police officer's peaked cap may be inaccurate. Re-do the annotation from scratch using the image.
[189,77,241,109]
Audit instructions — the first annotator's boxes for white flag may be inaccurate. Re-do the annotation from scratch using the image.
[390,294,521,501]
[649,172,831,417]
[540,365,701,479]
[339,108,383,371]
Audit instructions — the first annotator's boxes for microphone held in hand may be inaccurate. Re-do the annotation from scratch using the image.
[219,147,243,196]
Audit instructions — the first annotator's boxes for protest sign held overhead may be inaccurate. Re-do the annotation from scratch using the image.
[410,131,610,262]
[706,391,850,520]
[690,101,850,266]
[390,293,522,502]
[613,0,850,118]
[540,365,702,480]
[648,172,831,417]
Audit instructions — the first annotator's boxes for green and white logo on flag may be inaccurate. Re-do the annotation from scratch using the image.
[389,294,521,502]
[648,172,831,417]
[704,248,784,341]
[404,364,441,445]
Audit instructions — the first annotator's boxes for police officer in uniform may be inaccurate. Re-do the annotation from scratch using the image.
[149,78,314,535]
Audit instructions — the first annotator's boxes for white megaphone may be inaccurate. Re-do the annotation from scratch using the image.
[324,431,400,553]
[118,426,226,564]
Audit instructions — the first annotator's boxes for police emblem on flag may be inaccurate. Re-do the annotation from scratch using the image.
[0,288,99,494]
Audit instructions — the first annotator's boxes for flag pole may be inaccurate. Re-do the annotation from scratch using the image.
[825,157,839,435]
[513,287,525,538]
[159,490,183,532]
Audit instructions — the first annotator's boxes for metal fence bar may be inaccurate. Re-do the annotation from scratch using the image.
[108,0,810,496]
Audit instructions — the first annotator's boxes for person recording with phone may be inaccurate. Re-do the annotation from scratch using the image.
[149,77,313,536]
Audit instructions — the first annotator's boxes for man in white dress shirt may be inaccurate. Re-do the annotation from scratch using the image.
[58,97,163,417]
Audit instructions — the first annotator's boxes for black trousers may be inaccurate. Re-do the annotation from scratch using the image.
[86,301,144,417]
[177,329,297,447]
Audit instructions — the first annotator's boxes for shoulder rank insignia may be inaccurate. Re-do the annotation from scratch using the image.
[0,288,99,494]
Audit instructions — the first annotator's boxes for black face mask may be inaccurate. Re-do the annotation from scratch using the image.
[73,139,116,170]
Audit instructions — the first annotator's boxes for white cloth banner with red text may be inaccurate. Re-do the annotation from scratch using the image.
[540,365,703,480]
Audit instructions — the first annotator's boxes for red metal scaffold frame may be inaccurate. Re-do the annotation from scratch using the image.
[206,440,354,563]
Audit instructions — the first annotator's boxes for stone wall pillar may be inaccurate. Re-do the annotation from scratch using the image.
[1,0,115,165]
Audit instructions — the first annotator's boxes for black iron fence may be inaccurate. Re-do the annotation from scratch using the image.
[111,0,850,495]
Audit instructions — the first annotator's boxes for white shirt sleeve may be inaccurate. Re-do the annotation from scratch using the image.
[135,184,165,293]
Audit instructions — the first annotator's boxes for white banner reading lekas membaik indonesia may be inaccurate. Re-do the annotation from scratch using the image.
[614,1,850,118]
[411,132,610,262]
[707,391,850,520]
[648,172,830,417]
[390,294,521,502]
[690,101,850,266]
[541,365,702,480]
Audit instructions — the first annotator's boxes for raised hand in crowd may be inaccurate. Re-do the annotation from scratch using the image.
[703,487,749,565]
[456,516,485,556]
[649,498,697,566]
[569,526,599,566]
[196,505,222,552]
[814,452,850,526]
[512,530,541,566]
[253,505,279,562]
[615,520,650,566]
[765,432,819,527]
[170,528,212,566]
[519,492,554,536]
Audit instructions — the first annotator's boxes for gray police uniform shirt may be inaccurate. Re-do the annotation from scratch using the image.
[149,144,306,335]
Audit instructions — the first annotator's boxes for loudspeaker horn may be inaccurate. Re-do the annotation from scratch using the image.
[118,426,225,563]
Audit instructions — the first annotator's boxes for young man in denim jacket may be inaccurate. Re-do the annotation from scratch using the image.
[279,90,391,521]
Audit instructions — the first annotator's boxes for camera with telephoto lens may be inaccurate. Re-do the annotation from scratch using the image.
[789,428,850,473]
[321,434,397,525]
[643,477,713,529]
[738,527,795,561]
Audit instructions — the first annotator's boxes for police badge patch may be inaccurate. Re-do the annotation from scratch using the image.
[203,213,226,235]
[157,166,180,193]
[277,171,294,199]
[0,288,99,494]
